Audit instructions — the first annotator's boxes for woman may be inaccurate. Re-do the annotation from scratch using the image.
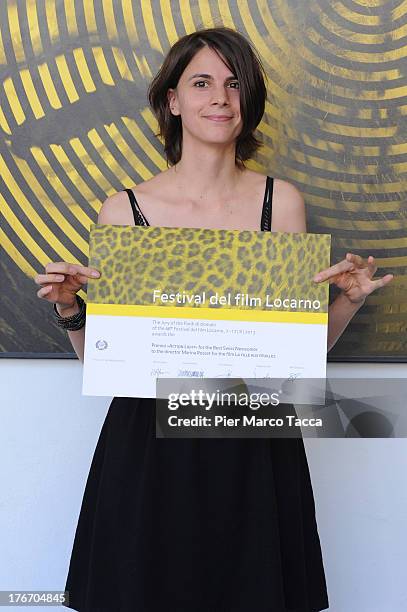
[35,27,392,611]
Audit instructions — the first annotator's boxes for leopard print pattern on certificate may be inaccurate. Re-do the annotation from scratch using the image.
[87,225,330,312]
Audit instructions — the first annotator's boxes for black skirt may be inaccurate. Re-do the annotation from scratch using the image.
[63,397,329,611]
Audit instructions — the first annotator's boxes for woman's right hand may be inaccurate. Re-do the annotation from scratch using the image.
[34,262,101,312]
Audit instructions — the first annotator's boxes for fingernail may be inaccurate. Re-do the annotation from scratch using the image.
[314,275,321,281]
[91,271,100,277]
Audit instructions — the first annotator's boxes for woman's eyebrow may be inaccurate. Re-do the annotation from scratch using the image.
[188,73,237,81]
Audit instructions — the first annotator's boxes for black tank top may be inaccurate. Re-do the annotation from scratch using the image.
[124,175,274,231]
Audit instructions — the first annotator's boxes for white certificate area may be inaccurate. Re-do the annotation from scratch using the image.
[82,314,327,398]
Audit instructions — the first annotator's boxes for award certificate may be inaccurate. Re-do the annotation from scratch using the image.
[82,225,330,398]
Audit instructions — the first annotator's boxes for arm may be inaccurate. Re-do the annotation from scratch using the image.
[314,252,393,353]
[325,292,365,352]
[57,193,127,363]
[57,298,86,363]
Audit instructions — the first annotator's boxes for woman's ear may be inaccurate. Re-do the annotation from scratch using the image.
[167,88,179,116]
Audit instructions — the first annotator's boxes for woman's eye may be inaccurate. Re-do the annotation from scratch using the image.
[193,81,240,89]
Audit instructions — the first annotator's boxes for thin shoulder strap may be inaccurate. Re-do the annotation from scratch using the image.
[124,188,149,226]
[260,176,274,231]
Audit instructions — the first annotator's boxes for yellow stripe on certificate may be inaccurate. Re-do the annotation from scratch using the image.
[87,303,328,325]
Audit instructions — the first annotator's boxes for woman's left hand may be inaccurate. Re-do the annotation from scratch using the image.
[313,252,394,304]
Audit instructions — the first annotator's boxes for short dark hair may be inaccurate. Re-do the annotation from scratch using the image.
[147,26,267,169]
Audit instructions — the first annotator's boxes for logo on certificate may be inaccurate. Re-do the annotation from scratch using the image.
[95,340,108,350]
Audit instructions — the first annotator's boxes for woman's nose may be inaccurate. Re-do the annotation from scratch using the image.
[211,85,229,105]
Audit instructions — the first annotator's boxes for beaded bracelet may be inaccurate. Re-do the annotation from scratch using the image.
[53,294,86,331]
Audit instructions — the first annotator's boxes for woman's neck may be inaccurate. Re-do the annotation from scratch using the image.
[168,149,245,205]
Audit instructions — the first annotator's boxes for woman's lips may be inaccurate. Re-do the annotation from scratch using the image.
[205,116,233,122]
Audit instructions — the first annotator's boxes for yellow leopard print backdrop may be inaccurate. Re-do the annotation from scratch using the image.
[87,225,330,314]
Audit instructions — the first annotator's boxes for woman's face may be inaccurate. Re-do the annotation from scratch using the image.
[167,45,243,148]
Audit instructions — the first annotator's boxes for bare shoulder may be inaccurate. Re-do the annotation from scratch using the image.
[97,172,167,225]
[271,177,307,233]
[97,190,133,225]
[273,177,304,204]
